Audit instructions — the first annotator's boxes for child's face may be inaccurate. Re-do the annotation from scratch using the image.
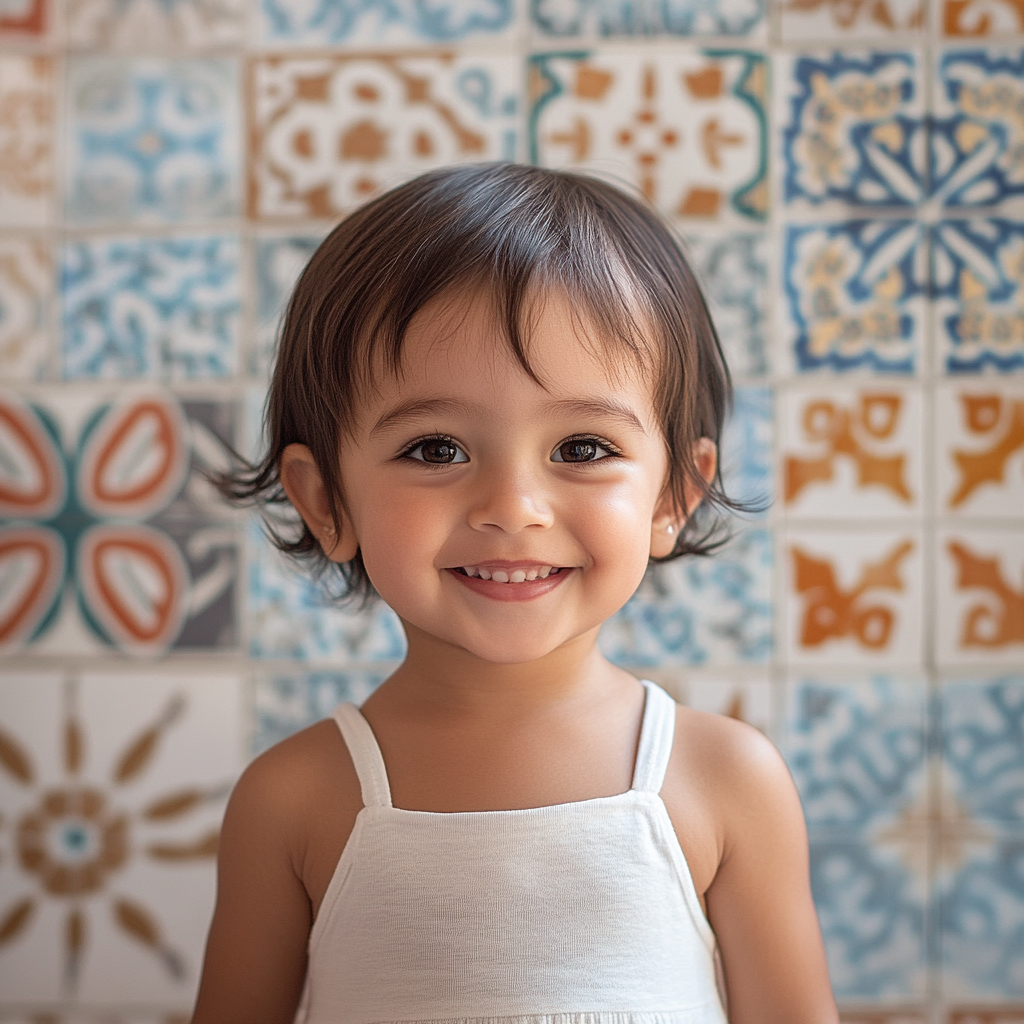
[334,287,679,665]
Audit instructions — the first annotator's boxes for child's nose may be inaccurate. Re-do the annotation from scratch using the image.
[467,463,554,534]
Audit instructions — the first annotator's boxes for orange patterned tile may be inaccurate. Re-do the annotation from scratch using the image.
[0,56,53,226]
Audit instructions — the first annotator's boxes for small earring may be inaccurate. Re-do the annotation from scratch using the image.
[665,524,675,535]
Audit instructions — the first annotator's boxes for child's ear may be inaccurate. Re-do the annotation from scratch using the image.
[279,444,359,563]
[650,437,718,558]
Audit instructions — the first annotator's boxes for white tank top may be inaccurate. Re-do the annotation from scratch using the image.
[296,680,728,1024]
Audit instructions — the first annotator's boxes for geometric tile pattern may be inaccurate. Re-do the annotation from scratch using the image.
[0,56,53,226]
[530,0,764,39]
[65,0,245,48]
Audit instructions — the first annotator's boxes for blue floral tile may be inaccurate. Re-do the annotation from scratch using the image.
[686,232,769,377]
[65,57,240,224]
[247,520,406,662]
[940,678,1024,835]
[781,221,927,375]
[258,0,517,45]
[252,235,322,377]
[932,221,1024,375]
[721,385,773,514]
[933,50,1024,208]
[530,0,764,38]
[253,668,392,754]
[785,676,927,835]
[812,839,928,1000]
[939,839,1024,999]
[600,528,772,666]
[60,236,241,381]
[778,52,925,210]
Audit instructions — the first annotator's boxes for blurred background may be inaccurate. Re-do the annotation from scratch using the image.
[0,0,1022,1020]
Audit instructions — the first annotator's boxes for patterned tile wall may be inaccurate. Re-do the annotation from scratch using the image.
[0,0,1021,1019]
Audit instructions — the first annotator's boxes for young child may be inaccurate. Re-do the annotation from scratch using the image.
[193,163,838,1024]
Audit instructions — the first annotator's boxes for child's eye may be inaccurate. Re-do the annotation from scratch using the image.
[403,436,468,464]
[551,436,620,463]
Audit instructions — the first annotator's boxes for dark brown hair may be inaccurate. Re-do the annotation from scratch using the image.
[221,162,742,603]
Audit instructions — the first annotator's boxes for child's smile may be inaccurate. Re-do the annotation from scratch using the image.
[331,285,677,665]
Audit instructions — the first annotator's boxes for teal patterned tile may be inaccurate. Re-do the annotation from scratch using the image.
[530,0,764,38]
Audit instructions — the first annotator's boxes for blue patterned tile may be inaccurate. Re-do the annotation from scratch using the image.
[60,236,241,381]
[65,57,240,224]
[721,385,773,514]
[258,0,516,45]
[247,520,406,662]
[686,232,768,377]
[812,839,928,1000]
[782,221,927,375]
[779,52,925,210]
[252,235,322,377]
[530,0,764,38]
[253,668,391,754]
[941,678,1024,835]
[939,839,1024,999]
[933,49,1024,209]
[785,676,927,834]
[932,220,1024,375]
[600,528,772,666]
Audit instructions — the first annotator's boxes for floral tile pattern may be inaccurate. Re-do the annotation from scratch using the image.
[781,387,923,518]
[60,236,241,381]
[65,0,245,48]
[779,0,924,41]
[721,384,772,512]
[781,221,927,375]
[933,50,1024,209]
[253,668,392,754]
[934,385,1024,517]
[247,52,520,220]
[247,520,406,661]
[600,528,773,666]
[529,0,764,38]
[529,49,768,223]
[259,0,517,46]
[0,0,46,36]
[783,529,923,666]
[932,220,1024,374]
[0,671,243,1005]
[936,529,1024,667]
[0,389,240,657]
[0,236,51,380]
[942,0,1024,35]
[778,52,925,211]
[682,673,773,733]
[685,231,769,377]
[65,57,240,225]
[0,56,53,226]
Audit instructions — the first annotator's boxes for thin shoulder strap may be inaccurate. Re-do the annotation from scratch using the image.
[331,703,393,808]
[630,680,677,793]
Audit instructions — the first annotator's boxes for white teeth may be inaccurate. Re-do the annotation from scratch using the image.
[478,568,491,580]
[539,566,552,578]
[525,570,538,581]
[460,565,564,582]
[491,570,509,583]
[463,567,477,577]
[510,570,526,583]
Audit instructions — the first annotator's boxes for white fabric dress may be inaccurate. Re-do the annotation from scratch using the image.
[296,680,728,1024]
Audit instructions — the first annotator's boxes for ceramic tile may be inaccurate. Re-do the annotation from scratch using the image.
[781,386,923,518]
[0,236,51,381]
[0,389,240,657]
[60,236,241,381]
[945,1011,1024,1023]
[779,0,924,40]
[838,1011,928,1023]
[252,235,322,377]
[65,0,245,48]
[65,57,240,225]
[529,49,768,223]
[936,529,1024,667]
[247,53,521,221]
[943,0,1024,35]
[939,838,1024,1000]
[0,671,243,1005]
[0,56,53,227]
[811,838,928,1000]
[780,221,927,375]
[681,674,773,733]
[721,385,773,514]
[685,231,769,377]
[253,668,392,754]
[933,50,1024,209]
[785,676,927,834]
[935,384,1024,516]
[529,0,764,38]
[784,529,923,666]
[932,221,1024,375]
[777,52,925,211]
[258,0,517,46]
[940,678,1024,838]
[0,0,46,36]
[247,519,406,662]
[600,528,773,666]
